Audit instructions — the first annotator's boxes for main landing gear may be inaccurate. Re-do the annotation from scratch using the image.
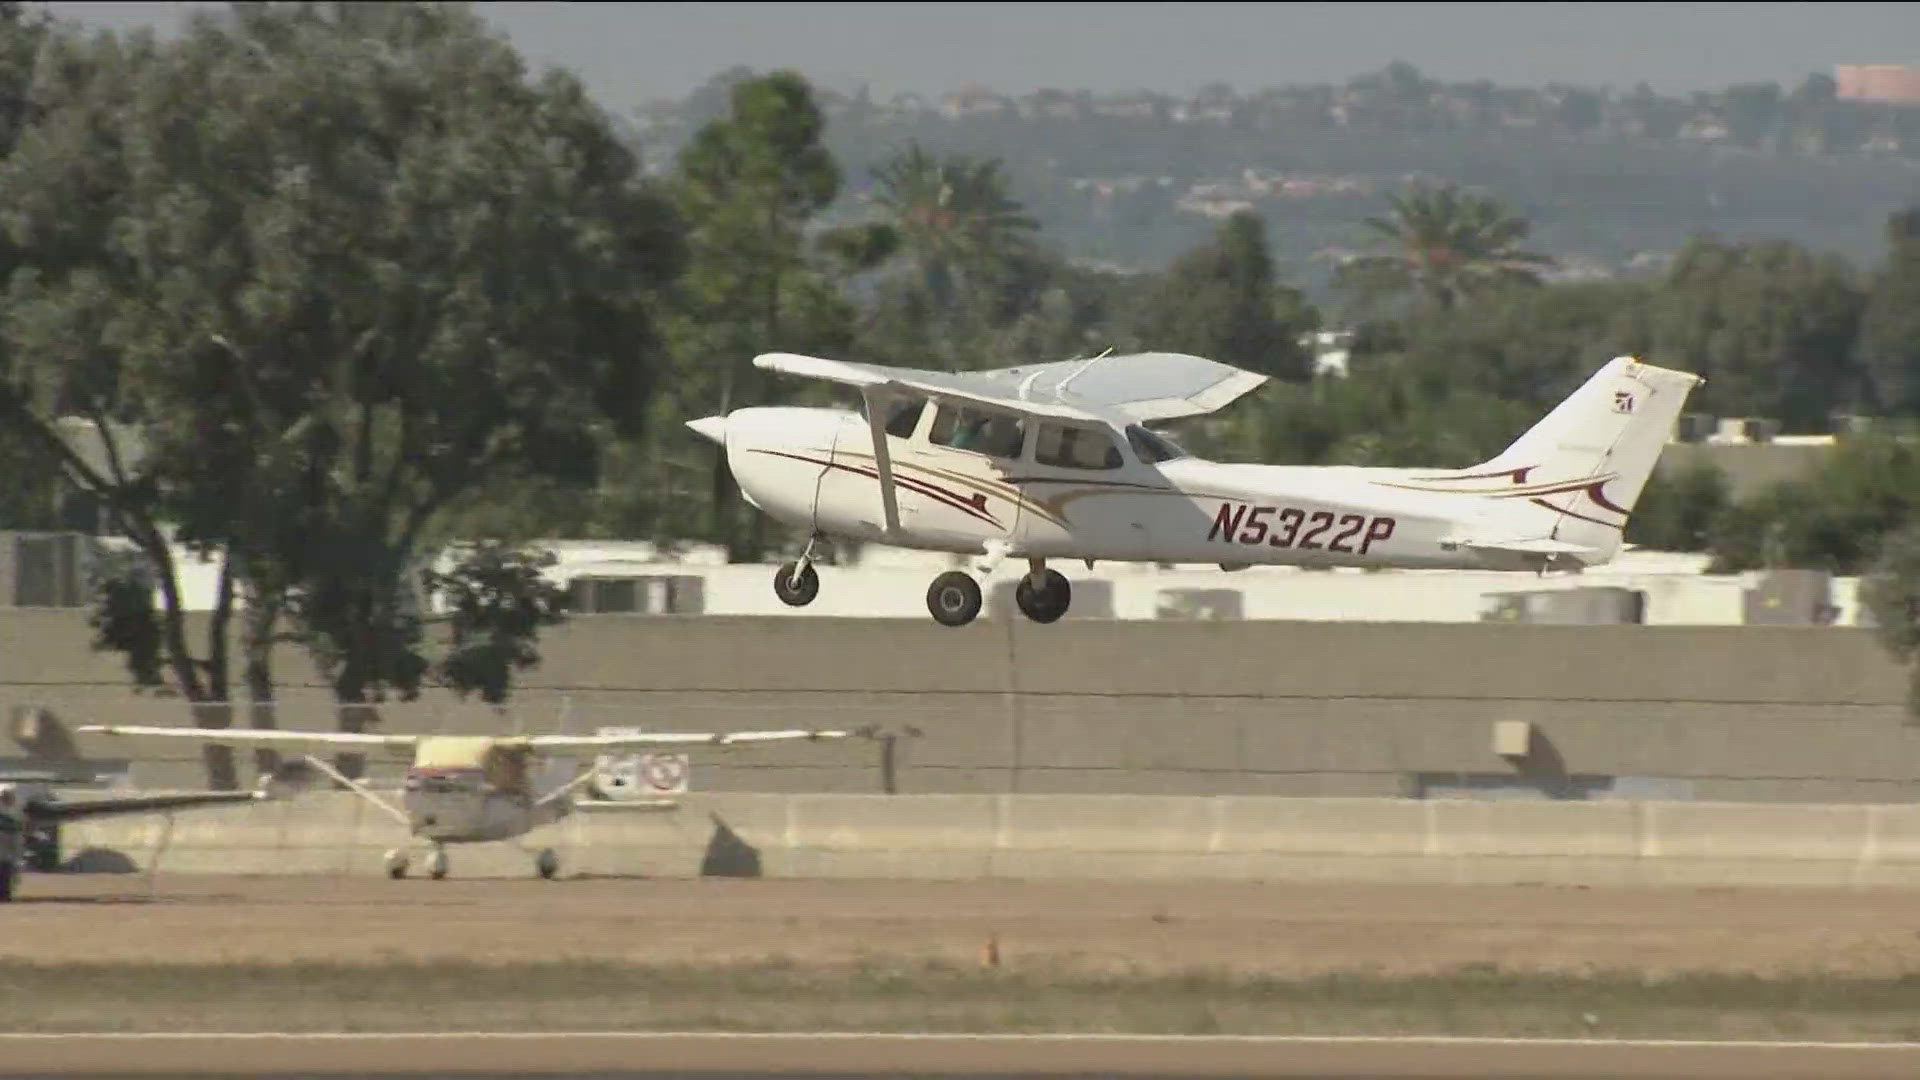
[928,560,1072,628]
[771,537,1074,628]
[383,843,560,880]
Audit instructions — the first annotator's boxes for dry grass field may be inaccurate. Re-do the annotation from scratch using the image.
[7,873,1920,1038]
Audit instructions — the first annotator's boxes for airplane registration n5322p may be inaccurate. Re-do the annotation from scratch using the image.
[688,351,1703,628]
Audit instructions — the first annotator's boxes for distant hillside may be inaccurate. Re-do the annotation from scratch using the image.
[632,67,1920,298]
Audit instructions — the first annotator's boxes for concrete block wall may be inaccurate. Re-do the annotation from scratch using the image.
[7,612,1920,803]
[52,791,1920,889]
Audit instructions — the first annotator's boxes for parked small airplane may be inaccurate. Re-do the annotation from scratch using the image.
[77,724,870,880]
[686,351,1704,627]
[0,774,285,900]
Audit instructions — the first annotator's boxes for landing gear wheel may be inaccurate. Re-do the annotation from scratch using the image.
[1015,569,1072,623]
[535,848,559,880]
[773,561,819,607]
[384,848,409,880]
[427,847,449,881]
[0,862,15,902]
[926,571,983,627]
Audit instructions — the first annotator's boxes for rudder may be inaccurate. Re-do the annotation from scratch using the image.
[1472,356,1705,560]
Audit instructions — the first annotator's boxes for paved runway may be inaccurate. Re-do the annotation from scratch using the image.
[5,1033,1920,1079]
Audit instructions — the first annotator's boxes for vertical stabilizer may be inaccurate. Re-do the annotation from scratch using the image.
[1468,357,1704,562]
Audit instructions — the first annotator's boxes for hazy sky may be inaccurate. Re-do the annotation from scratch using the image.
[45,2,1920,112]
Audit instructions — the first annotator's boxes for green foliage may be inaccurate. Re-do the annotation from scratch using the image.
[424,542,567,706]
[87,565,163,689]
[1705,433,1920,573]
[1624,464,1731,552]
[1130,210,1315,381]
[1200,355,1532,470]
[1338,181,1553,314]
[1856,205,1920,413]
[0,3,682,773]
[1392,280,1652,407]
[1644,236,1865,428]
[870,142,1039,317]
[1857,523,1920,717]
[667,70,852,559]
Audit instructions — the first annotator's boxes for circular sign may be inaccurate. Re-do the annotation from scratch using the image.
[640,754,688,794]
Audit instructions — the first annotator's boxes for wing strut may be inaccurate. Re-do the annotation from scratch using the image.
[860,387,903,537]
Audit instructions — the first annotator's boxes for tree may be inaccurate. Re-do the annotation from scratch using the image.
[1856,206,1920,413]
[1705,432,1920,573]
[1646,237,1866,428]
[668,71,858,560]
[1130,210,1314,381]
[1391,279,1651,407]
[424,542,568,707]
[870,142,1038,326]
[1857,523,1920,717]
[1625,462,1731,552]
[1339,182,1554,313]
[0,2,683,780]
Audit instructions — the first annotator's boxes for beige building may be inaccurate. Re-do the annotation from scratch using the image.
[1836,65,1920,105]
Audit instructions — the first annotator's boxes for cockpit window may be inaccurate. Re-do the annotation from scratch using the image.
[1126,424,1188,464]
[929,405,1027,460]
[1035,423,1123,470]
[884,397,927,439]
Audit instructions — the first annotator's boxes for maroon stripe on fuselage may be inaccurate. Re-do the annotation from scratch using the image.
[751,450,1004,528]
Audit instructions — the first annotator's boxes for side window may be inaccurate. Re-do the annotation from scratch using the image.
[884,398,927,440]
[929,406,1027,460]
[1035,423,1123,471]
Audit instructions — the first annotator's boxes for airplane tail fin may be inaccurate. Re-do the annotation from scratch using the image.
[1460,357,1704,564]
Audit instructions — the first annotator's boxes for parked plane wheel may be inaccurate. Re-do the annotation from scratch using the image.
[0,862,14,902]
[384,849,408,880]
[926,571,983,627]
[1015,570,1072,624]
[427,848,449,881]
[535,848,559,880]
[773,561,820,607]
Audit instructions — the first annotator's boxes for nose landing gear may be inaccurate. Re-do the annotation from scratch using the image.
[773,535,823,607]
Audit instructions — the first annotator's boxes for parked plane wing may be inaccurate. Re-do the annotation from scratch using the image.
[78,725,420,749]
[528,728,871,751]
[753,350,1267,422]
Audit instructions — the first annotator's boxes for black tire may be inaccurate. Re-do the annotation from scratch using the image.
[773,561,820,607]
[0,861,15,903]
[1015,570,1072,624]
[25,826,59,873]
[926,571,983,627]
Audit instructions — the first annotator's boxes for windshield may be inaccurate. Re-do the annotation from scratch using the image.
[1125,424,1188,464]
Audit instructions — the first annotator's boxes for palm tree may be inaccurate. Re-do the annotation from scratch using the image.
[1345,182,1554,311]
[870,142,1038,309]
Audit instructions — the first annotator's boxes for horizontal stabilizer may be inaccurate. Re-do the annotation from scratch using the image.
[1444,535,1606,559]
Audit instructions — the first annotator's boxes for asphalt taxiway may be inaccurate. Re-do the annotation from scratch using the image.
[4,1033,1920,1079]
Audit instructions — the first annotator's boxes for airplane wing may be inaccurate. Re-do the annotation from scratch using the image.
[77,725,420,750]
[27,790,266,823]
[755,350,1267,423]
[527,728,873,752]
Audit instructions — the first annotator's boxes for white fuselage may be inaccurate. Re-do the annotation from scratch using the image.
[717,403,1582,574]
[402,766,565,844]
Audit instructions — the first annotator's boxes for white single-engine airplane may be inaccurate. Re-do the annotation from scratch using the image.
[687,351,1703,627]
[78,724,870,880]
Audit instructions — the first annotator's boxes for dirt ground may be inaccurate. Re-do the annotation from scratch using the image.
[12,873,1920,977]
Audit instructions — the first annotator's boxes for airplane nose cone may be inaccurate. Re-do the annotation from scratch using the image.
[685,415,728,445]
